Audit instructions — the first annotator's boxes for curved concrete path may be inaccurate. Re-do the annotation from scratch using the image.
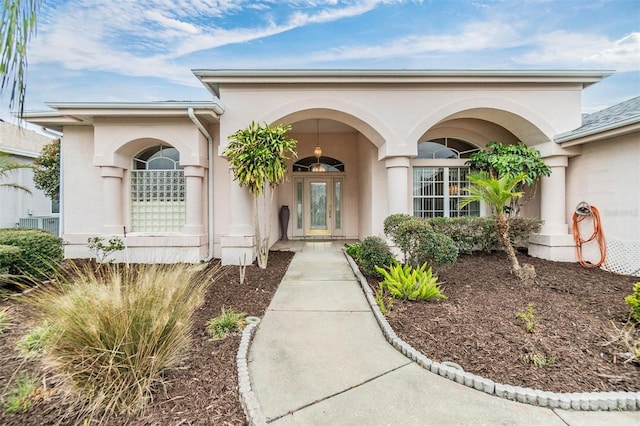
[248,242,640,425]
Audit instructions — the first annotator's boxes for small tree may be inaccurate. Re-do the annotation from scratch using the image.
[0,150,33,193]
[224,121,297,269]
[466,141,550,215]
[460,171,536,282]
[33,138,60,200]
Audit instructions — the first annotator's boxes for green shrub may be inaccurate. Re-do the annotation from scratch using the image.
[17,320,55,356]
[0,244,22,276]
[0,228,62,280]
[383,215,457,269]
[206,308,247,340]
[427,216,543,253]
[3,374,37,413]
[359,236,394,277]
[383,213,419,239]
[626,283,640,323]
[27,263,212,416]
[516,303,537,333]
[375,261,446,301]
[344,242,361,260]
[87,236,125,264]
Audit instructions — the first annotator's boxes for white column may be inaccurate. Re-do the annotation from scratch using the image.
[529,155,576,262]
[183,166,205,235]
[539,156,569,235]
[220,175,255,265]
[385,156,411,215]
[100,166,124,235]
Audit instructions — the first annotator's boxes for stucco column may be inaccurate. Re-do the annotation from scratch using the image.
[183,166,205,235]
[100,166,124,235]
[220,175,255,265]
[385,156,411,214]
[539,156,569,234]
[529,155,576,262]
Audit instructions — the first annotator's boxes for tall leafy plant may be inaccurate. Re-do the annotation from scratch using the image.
[460,171,536,282]
[33,138,60,200]
[466,141,550,215]
[224,121,297,268]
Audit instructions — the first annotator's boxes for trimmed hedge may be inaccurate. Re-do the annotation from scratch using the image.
[0,228,63,280]
[427,216,543,254]
[359,236,394,277]
[0,244,22,276]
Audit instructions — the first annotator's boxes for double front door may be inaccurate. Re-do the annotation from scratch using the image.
[293,177,343,238]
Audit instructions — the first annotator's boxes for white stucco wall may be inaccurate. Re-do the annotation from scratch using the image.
[566,133,640,265]
[0,156,52,228]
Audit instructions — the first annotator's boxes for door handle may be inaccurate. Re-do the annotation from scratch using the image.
[329,205,332,219]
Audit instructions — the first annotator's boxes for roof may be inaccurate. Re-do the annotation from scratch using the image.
[0,119,54,157]
[555,96,640,144]
[22,101,225,132]
[193,69,613,97]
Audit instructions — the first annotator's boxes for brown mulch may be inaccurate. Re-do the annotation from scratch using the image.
[0,251,294,426]
[376,252,640,393]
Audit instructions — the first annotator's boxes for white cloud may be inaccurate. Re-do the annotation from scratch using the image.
[515,31,640,71]
[30,0,409,83]
[304,20,521,62]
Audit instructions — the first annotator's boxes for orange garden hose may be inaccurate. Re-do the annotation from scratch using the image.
[572,202,606,268]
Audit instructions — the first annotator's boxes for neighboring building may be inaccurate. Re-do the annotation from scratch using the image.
[0,119,57,233]
[22,70,640,275]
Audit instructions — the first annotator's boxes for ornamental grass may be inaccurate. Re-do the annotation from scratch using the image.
[27,262,213,419]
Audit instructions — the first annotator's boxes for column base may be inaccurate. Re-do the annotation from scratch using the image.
[221,235,255,266]
[528,233,577,263]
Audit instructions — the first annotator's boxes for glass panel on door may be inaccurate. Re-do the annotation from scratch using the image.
[310,182,328,229]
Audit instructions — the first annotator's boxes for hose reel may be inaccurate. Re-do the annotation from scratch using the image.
[572,201,606,268]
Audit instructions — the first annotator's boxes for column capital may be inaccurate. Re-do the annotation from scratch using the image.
[384,156,411,169]
[183,165,205,178]
[100,166,124,178]
[544,155,569,168]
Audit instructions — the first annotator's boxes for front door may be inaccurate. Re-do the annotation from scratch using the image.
[293,176,343,238]
[306,178,332,236]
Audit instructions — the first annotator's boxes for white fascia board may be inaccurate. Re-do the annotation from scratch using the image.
[0,145,39,158]
[193,69,613,88]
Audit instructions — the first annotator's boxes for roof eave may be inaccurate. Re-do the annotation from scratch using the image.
[556,118,640,147]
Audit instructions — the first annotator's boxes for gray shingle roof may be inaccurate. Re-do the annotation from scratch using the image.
[556,96,640,141]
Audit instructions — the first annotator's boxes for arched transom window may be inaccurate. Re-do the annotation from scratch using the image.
[416,137,479,159]
[293,156,345,172]
[131,145,185,232]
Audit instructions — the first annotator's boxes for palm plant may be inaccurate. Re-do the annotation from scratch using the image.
[1,0,41,117]
[460,171,535,282]
[0,151,33,193]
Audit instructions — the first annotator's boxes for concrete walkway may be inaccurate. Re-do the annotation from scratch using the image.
[248,242,640,425]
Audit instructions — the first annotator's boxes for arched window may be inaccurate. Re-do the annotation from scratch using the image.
[130,145,185,232]
[413,138,480,218]
[293,156,345,172]
[416,137,479,159]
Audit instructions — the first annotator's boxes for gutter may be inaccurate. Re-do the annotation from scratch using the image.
[188,107,216,262]
[555,115,640,145]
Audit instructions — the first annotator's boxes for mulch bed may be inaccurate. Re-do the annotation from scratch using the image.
[376,252,640,393]
[0,251,294,426]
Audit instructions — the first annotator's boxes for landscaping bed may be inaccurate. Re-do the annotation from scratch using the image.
[374,251,640,394]
[0,251,294,426]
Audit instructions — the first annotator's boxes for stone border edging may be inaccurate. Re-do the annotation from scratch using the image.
[343,250,640,412]
[237,323,267,426]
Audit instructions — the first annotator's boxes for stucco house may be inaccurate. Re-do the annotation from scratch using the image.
[0,119,58,234]
[22,70,640,275]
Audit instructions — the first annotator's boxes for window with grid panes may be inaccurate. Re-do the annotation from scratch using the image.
[131,146,185,232]
[412,167,480,218]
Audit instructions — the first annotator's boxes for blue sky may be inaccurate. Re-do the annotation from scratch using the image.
[6,0,640,118]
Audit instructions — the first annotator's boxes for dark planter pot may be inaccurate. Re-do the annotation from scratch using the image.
[279,205,290,241]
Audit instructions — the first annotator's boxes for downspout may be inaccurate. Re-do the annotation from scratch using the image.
[188,107,215,261]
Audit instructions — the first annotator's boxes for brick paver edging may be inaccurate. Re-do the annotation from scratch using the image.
[343,251,640,412]
[237,323,268,426]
